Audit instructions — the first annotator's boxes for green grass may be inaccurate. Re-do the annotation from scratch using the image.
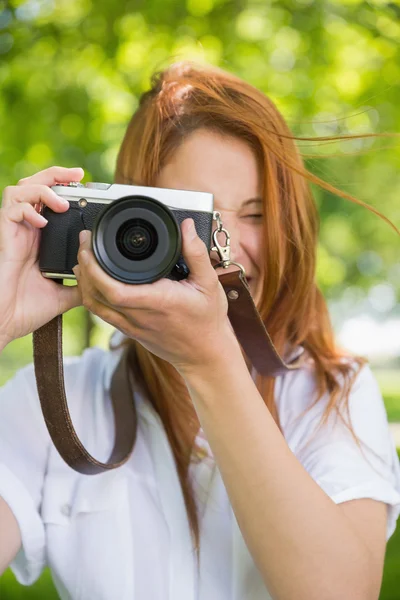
[375,370,400,397]
[0,569,57,599]
[375,370,400,422]
[376,369,400,422]
[383,397,400,423]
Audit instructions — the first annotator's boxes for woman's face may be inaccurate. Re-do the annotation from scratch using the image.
[155,128,264,299]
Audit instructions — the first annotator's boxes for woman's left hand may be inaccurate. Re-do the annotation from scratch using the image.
[72,218,236,373]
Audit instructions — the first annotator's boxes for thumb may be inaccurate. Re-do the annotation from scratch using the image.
[56,280,83,314]
[181,219,217,291]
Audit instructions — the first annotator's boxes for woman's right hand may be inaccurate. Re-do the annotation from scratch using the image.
[0,166,85,350]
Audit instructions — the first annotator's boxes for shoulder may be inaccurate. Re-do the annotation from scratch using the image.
[275,357,388,454]
[275,358,400,541]
[276,356,382,410]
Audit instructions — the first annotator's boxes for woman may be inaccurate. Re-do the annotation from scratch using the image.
[0,60,399,600]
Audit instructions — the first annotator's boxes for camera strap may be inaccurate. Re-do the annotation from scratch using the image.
[32,213,305,475]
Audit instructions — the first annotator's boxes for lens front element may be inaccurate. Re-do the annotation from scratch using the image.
[116,218,158,261]
[92,196,181,284]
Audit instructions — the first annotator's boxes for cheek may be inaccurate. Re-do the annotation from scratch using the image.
[246,230,263,267]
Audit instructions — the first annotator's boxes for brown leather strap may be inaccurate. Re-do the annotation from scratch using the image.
[219,269,303,377]
[33,314,137,475]
[32,269,304,474]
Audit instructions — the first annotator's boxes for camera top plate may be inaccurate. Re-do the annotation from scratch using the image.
[52,182,214,213]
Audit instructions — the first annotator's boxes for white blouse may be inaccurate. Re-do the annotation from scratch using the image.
[0,329,400,600]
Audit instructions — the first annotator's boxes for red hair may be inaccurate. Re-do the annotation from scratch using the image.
[112,60,397,560]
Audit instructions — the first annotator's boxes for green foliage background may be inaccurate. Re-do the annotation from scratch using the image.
[0,0,399,598]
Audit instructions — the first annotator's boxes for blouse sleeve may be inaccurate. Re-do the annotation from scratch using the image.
[0,361,52,584]
[278,362,400,541]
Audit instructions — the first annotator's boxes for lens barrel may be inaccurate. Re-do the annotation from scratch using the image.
[91,196,181,284]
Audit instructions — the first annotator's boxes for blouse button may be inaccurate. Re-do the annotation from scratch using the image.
[60,503,72,517]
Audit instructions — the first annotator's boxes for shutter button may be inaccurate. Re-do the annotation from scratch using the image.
[61,503,71,517]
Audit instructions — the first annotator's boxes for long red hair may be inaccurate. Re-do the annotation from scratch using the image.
[111,60,397,558]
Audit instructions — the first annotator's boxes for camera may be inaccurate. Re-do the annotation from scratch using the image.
[38,182,214,284]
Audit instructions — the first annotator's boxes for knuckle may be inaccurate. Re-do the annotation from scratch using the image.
[82,294,94,312]
[33,183,47,196]
[11,201,26,215]
[77,248,86,262]
[191,244,205,259]
[2,186,16,203]
[157,289,174,312]
[51,166,67,180]
[49,166,62,175]
[2,185,14,197]
[20,201,33,212]
[108,286,126,306]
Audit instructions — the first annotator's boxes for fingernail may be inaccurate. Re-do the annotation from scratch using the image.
[79,230,88,244]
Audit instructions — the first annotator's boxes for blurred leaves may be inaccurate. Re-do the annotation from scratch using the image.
[0,0,399,305]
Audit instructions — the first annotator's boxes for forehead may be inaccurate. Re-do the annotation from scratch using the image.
[156,128,262,211]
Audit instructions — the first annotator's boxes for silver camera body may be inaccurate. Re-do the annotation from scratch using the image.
[38,182,214,284]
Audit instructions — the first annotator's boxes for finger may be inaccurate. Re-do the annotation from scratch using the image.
[77,230,163,309]
[16,166,84,187]
[181,219,218,292]
[56,279,83,313]
[3,201,49,228]
[74,275,138,336]
[2,184,70,212]
[72,262,112,308]
[73,262,160,337]
[94,304,136,337]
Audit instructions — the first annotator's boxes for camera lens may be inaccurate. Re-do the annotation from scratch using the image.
[91,195,182,284]
[116,218,158,261]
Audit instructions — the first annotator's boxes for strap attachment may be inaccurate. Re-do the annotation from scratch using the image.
[211,210,246,276]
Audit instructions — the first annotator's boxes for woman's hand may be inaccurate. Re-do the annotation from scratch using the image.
[72,218,237,373]
[0,166,84,349]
